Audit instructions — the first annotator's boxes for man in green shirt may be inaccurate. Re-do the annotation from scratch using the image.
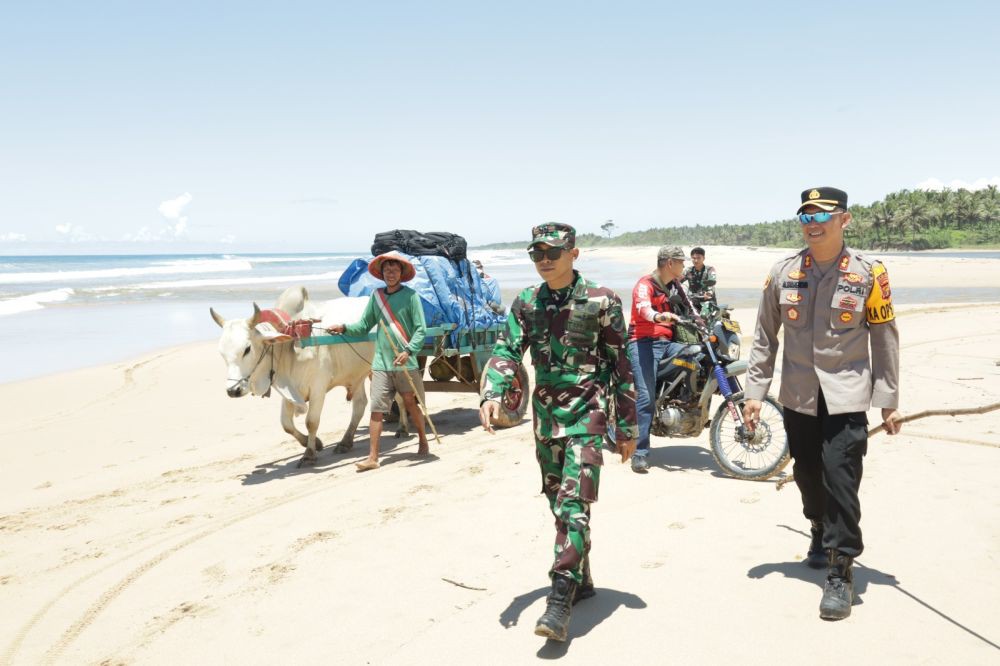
[328,252,428,471]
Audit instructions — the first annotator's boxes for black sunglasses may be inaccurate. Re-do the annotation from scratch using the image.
[528,247,565,262]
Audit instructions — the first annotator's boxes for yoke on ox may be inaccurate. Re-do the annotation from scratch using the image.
[210,287,422,468]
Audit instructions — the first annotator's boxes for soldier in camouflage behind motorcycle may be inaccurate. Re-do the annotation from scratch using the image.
[479,222,638,643]
[681,246,718,317]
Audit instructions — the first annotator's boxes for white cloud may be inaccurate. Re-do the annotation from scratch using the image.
[917,176,1000,192]
[219,234,236,244]
[0,232,27,242]
[54,223,94,242]
[137,192,195,241]
[158,192,193,220]
[122,227,155,242]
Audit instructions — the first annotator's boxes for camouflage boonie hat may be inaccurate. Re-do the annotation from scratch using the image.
[528,223,576,249]
[657,245,685,262]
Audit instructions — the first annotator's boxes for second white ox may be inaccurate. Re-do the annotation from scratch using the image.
[211,286,425,467]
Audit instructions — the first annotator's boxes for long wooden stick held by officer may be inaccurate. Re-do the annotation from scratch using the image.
[775,400,1000,491]
[379,319,442,446]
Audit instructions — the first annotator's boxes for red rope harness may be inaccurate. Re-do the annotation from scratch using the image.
[258,308,320,341]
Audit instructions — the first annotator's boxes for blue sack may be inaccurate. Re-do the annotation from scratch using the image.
[339,253,507,347]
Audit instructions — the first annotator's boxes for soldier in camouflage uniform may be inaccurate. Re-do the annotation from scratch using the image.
[479,222,638,643]
[681,246,718,316]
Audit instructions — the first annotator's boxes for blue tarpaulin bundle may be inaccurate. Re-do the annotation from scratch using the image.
[338,254,506,347]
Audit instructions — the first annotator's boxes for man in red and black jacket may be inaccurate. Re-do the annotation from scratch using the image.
[626,245,696,473]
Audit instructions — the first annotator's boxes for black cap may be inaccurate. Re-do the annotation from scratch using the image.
[797,187,848,214]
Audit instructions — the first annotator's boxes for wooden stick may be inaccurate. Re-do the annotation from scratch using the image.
[866,401,1000,436]
[441,577,486,591]
[380,321,442,446]
[776,401,1000,491]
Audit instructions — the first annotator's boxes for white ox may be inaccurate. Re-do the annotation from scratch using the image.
[210,286,424,467]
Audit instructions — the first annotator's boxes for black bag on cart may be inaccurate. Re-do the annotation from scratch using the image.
[371,230,467,261]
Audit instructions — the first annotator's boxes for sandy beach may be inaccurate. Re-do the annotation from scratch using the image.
[1,248,999,665]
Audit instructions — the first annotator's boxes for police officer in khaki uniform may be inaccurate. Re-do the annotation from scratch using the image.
[743,187,902,621]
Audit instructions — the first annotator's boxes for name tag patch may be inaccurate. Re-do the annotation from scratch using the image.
[782,281,808,289]
[836,283,865,297]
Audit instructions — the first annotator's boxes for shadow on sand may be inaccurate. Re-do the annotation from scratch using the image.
[499,586,646,659]
[748,525,1000,650]
[238,405,484,485]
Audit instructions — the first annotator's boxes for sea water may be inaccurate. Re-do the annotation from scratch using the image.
[1,250,998,384]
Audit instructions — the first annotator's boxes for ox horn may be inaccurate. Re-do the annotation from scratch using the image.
[251,302,262,326]
[210,307,226,328]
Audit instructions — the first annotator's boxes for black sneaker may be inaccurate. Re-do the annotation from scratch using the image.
[805,520,826,569]
[631,456,650,474]
[819,551,855,620]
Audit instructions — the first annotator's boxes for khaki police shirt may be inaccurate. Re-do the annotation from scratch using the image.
[745,246,899,416]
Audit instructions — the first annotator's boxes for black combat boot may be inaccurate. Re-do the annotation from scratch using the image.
[819,550,855,620]
[573,556,595,605]
[535,574,577,641]
[805,520,826,569]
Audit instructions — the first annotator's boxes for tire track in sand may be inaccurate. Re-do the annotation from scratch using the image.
[2,449,400,666]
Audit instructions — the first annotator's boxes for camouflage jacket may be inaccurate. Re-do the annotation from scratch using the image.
[481,271,638,442]
[682,265,717,300]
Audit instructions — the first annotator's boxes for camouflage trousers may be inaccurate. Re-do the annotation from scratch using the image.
[536,434,604,584]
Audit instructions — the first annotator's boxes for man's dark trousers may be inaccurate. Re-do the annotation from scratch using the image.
[784,390,868,557]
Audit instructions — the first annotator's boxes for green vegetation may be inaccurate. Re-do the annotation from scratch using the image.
[478,187,1000,251]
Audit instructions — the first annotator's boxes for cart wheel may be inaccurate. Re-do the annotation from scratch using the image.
[480,365,530,428]
[429,356,455,381]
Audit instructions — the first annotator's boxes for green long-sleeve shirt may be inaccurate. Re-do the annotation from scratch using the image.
[343,286,427,371]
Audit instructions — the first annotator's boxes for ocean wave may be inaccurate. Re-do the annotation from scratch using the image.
[468,250,531,267]
[0,288,75,316]
[0,258,254,285]
[238,255,349,264]
[91,271,348,291]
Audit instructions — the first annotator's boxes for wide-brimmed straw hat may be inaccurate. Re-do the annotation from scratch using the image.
[368,251,416,282]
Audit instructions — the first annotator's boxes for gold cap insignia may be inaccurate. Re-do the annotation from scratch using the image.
[808,189,821,200]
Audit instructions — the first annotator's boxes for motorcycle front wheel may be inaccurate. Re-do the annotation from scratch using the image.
[709,396,789,481]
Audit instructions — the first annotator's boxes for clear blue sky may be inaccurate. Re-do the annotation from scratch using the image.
[1,1,998,253]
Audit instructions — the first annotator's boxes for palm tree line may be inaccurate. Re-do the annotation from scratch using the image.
[478,187,1000,250]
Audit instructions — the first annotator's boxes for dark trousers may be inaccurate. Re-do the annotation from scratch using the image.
[784,391,868,558]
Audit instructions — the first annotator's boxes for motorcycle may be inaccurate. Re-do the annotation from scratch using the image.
[621,297,790,481]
